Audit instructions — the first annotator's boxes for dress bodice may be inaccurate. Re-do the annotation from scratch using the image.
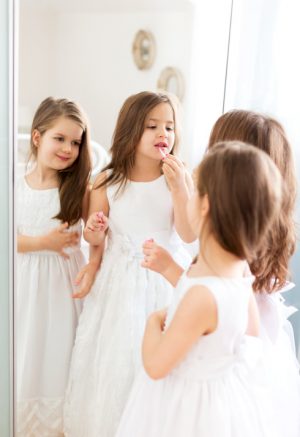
[106,175,183,255]
[16,176,82,251]
[165,273,260,379]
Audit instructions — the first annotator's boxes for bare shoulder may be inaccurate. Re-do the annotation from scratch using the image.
[182,284,217,313]
[93,171,109,190]
[172,284,218,335]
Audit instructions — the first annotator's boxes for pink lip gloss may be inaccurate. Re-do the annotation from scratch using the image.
[159,147,166,159]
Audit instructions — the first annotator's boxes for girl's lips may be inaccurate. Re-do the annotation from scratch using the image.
[56,155,70,161]
[154,142,168,148]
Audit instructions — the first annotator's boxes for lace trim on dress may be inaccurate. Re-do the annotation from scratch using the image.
[17,397,64,437]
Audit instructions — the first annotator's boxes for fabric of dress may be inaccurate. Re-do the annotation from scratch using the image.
[63,175,191,437]
[16,176,84,437]
[116,273,278,437]
[255,284,300,437]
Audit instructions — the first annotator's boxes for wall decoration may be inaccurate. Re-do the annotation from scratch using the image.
[157,66,185,101]
[132,30,156,70]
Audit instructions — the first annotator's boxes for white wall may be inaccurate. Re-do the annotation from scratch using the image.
[19,3,194,159]
[19,0,234,169]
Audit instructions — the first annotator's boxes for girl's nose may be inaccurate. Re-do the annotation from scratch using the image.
[158,128,168,138]
[62,142,72,152]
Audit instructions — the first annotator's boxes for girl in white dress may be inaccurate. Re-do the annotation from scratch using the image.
[143,110,300,436]
[16,97,93,436]
[63,91,194,436]
[117,141,283,437]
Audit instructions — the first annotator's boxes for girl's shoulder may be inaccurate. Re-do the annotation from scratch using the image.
[93,170,109,190]
[177,272,253,321]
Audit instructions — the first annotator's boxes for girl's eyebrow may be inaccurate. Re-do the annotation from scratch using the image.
[148,118,174,124]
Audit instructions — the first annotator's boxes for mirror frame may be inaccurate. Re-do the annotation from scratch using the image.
[0,0,15,435]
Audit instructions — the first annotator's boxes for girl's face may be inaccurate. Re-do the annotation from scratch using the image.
[136,102,175,161]
[32,116,83,171]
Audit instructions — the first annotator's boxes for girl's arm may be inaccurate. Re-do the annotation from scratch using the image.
[72,244,104,298]
[142,285,217,380]
[72,174,109,298]
[245,292,260,336]
[142,239,184,286]
[83,172,109,246]
[17,222,79,259]
[162,155,196,243]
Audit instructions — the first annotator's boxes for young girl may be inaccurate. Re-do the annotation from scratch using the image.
[143,110,300,436]
[63,91,194,436]
[16,97,92,436]
[117,141,283,437]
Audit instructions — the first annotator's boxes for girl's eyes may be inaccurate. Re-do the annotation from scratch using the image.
[54,137,81,146]
[146,126,174,131]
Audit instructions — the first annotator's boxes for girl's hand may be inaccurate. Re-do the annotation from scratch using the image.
[141,239,184,287]
[162,155,187,193]
[85,211,108,233]
[142,239,174,274]
[72,261,99,299]
[44,222,79,259]
[148,308,168,331]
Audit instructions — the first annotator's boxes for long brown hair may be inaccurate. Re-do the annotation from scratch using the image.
[197,142,282,264]
[30,97,92,225]
[207,110,296,292]
[95,91,180,191]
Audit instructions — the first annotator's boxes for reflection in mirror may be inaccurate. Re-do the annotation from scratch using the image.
[16,0,300,436]
[17,1,209,435]
[157,66,185,101]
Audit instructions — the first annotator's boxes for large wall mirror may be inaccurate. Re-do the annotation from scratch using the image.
[1,0,299,435]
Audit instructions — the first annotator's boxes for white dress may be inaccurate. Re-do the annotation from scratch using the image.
[64,175,191,437]
[255,286,300,437]
[16,176,84,436]
[117,273,277,437]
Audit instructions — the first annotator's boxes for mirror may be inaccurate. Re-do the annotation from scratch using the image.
[14,0,300,435]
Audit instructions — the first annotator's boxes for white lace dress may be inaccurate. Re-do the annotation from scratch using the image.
[117,274,277,437]
[16,176,84,436]
[63,175,191,437]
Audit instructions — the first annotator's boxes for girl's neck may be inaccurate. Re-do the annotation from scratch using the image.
[26,164,59,190]
[130,156,162,182]
[189,234,246,279]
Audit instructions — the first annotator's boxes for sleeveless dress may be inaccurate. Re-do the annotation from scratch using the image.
[16,176,84,436]
[63,175,191,437]
[116,273,277,437]
[255,285,300,437]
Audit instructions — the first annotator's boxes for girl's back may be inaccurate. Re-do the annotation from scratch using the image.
[117,272,274,437]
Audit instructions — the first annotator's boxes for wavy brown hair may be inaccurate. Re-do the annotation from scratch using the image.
[30,97,92,225]
[207,110,296,292]
[197,142,282,265]
[95,91,180,192]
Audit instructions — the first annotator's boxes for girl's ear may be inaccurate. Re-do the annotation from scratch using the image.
[200,194,210,218]
[32,129,41,147]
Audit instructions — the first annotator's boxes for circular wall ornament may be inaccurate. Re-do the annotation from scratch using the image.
[157,67,185,101]
[132,30,156,70]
